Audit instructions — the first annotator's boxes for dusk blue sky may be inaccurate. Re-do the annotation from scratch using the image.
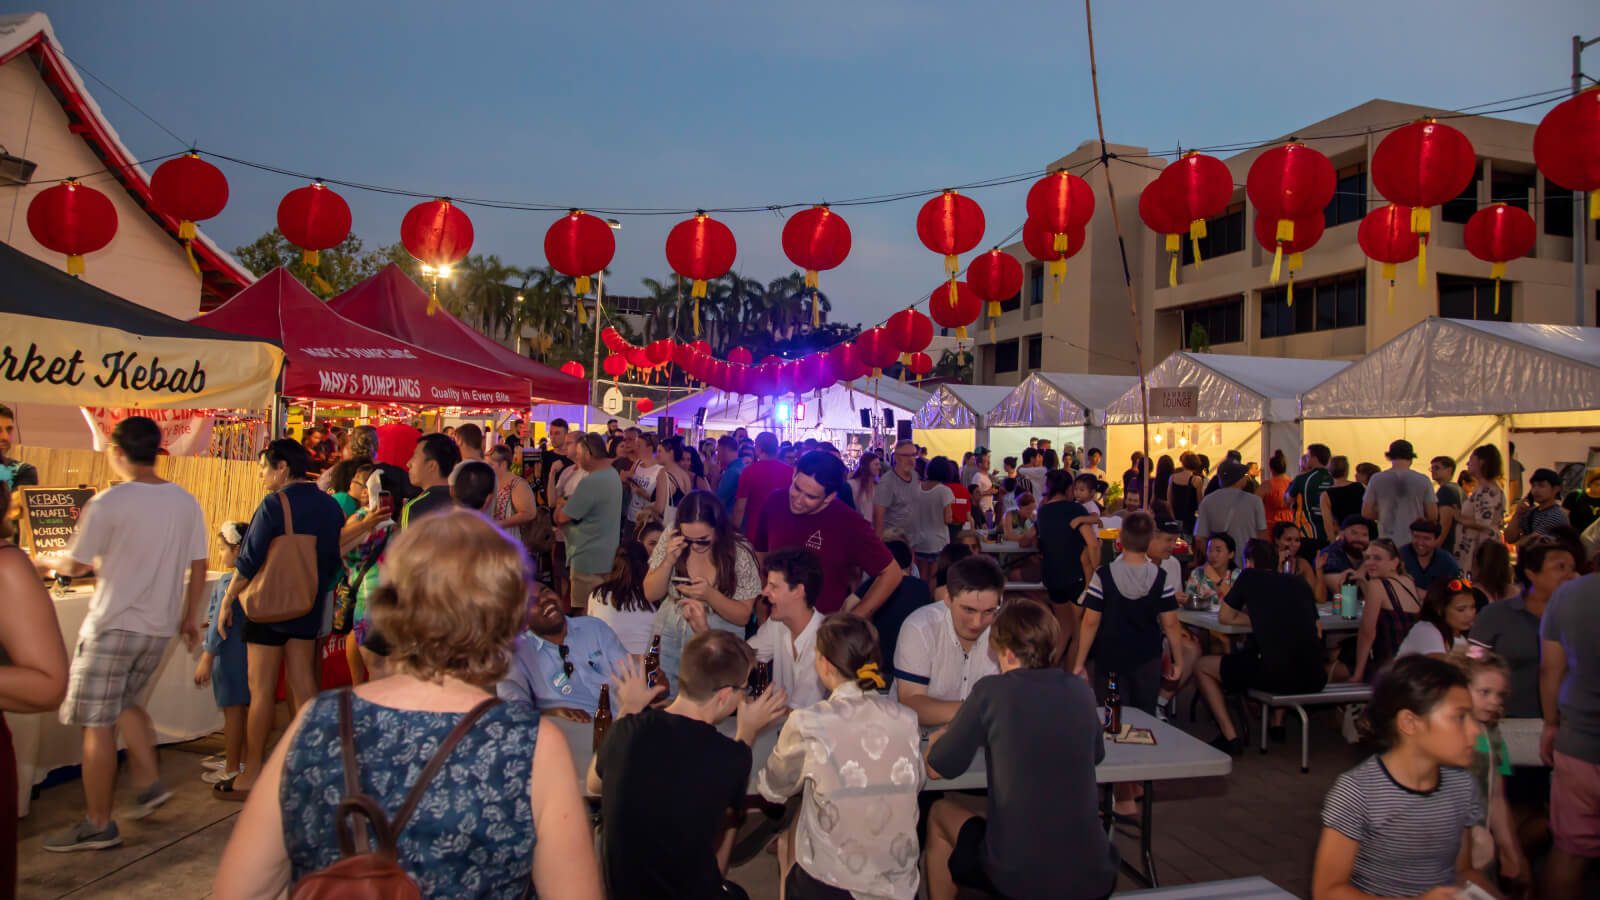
[30,0,1599,328]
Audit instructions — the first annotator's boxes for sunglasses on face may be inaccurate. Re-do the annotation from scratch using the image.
[683,536,713,548]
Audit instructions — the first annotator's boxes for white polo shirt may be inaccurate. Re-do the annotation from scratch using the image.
[891,601,998,703]
[749,609,827,709]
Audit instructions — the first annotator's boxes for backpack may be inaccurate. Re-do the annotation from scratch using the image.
[289,689,501,900]
[239,491,320,624]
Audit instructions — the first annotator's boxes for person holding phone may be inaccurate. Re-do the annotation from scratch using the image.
[644,491,762,696]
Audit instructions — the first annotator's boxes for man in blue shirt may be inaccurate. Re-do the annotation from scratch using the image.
[1399,517,1460,591]
[499,583,629,720]
[715,437,753,511]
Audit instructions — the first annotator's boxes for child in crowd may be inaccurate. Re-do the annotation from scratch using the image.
[1313,654,1494,899]
[193,522,248,784]
[1456,647,1528,889]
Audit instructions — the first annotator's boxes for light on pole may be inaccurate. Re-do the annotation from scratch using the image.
[514,293,525,355]
[588,219,623,426]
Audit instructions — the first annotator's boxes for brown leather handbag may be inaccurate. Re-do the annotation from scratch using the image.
[289,689,501,899]
[239,491,320,624]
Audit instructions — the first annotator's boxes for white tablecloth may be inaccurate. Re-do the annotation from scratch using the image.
[6,576,225,816]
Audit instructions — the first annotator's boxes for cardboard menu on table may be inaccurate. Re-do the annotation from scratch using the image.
[18,487,95,555]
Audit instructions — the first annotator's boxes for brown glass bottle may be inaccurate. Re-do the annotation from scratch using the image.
[593,684,613,751]
[644,635,662,689]
[1104,673,1122,735]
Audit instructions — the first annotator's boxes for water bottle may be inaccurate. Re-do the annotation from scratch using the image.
[1339,583,1358,619]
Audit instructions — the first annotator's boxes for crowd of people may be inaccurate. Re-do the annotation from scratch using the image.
[1,405,1597,899]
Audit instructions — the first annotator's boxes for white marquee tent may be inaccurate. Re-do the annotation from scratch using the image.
[910,384,1017,461]
[1103,352,1349,472]
[1300,317,1600,475]
[986,372,1142,464]
[639,378,930,446]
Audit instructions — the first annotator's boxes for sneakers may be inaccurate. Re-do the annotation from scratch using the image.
[43,820,122,853]
[1209,734,1246,757]
[1154,698,1172,723]
[202,766,242,785]
[123,782,173,821]
[200,754,227,771]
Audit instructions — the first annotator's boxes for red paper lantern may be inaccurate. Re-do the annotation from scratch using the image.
[1164,152,1234,263]
[559,361,586,379]
[1246,143,1337,284]
[1251,211,1325,305]
[544,209,617,304]
[1021,220,1085,304]
[636,398,654,415]
[277,183,351,268]
[830,342,867,384]
[26,180,117,274]
[151,153,228,241]
[885,308,935,365]
[1463,203,1537,314]
[602,354,629,378]
[727,347,754,366]
[782,205,852,328]
[917,189,985,318]
[601,327,627,352]
[1025,169,1096,253]
[1371,119,1476,284]
[401,199,475,313]
[690,339,713,357]
[666,212,737,335]
[1534,88,1600,220]
[967,249,1024,330]
[646,339,674,367]
[799,353,831,394]
[928,279,981,341]
[1139,174,1189,288]
[626,346,651,370]
[1358,204,1421,310]
[777,360,803,397]
[853,328,898,379]
[907,351,934,382]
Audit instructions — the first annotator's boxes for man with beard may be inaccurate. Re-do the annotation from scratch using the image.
[0,404,38,488]
[1316,515,1375,597]
[498,583,629,720]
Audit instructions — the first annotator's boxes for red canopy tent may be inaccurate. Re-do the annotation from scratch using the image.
[330,265,588,405]
[192,268,530,408]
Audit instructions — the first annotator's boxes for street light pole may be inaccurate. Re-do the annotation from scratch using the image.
[1574,35,1598,326]
[588,219,623,428]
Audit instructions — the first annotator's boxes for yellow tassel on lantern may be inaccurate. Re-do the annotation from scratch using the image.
[1381,262,1396,313]
[1271,244,1284,284]
[312,274,333,294]
[577,301,587,325]
[1417,238,1429,287]
[812,291,820,328]
[1409,206,1432,235]
[178,220,197,240]
[899,367,906,382]
[1491,261,1506,313]
[1287,275,1294,307]
[1053,232,1071,252]
[66,253,84,275]
[1589,191,1599,220]
[871,367,883,379]
[576,275,592,295]
[1049,258,1065,304]
[185,242,201,276]
[1189,218,1208,268]
[303,249,320,267]
[988,300,1001,319]
[1289,251,1303,273]
[944,254,959,275]
[427,281,440,315]
[956,325,968,340]
[947,278,959,307]
[804,270,818,288]
[693,298,701,336]
[691,279,708,298]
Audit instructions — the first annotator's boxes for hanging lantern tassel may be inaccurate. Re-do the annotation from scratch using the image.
[1285,251,1303,307]
[66,254,85,276]
[312,273,333,294]
[1416,237,1428,287]
[804,270,818,289]
[1271,219,1293,284]
[691,279,708,298]
[1381,263,1396,313]
[1048,258,1066,303]
[693,298,701,336]
[1166,234,1180,287]
[871,367,883,379]
[1491,261,1505,314]
[944,253,959,275]
[303,250,320,267]
[427,278,440,315]
[1189,218,1207,268]
[1590,191,1600,220]
[576,299,587,325]
[575,275,592,296]
[1409,207,1432,287]
[1053,231,1072,252]
[811,289,820,328]
[1286,273,1294,307]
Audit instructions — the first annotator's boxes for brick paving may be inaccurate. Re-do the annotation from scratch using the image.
[16,700,1370,899]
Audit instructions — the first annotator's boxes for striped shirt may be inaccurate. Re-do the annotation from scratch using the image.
[1321,755,1481,897]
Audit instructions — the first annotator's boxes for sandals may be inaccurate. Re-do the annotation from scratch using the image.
[211,776,251,801]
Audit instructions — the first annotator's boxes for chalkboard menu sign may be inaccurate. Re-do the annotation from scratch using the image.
[19,487,96,554]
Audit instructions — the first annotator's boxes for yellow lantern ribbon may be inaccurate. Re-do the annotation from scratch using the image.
[691,279,708,298]
[575,275,592,295]
[1053,232,1072,252]
[1189,218,1207,268]
[812,290,820,328]
[66,254,85,275]
[1381,263,1396,313]
[303,249,320,267]
[1491,261,1506,313]
[693,298,701,336]
[1048,259,1066,304]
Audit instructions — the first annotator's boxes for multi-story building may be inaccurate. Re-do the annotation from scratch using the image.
[974,99,1599,384]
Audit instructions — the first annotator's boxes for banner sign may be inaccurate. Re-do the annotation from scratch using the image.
[0,313,281,411]
[1148,386,1201,418]
[81,407,215,457]
[19,486,95,554]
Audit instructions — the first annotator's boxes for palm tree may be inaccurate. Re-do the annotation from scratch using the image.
[449,254,522,337]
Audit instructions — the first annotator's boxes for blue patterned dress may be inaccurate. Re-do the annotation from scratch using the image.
[281,692,542,897]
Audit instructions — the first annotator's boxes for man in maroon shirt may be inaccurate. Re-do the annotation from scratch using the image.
[752,451,904,617]
[731,431,794,535]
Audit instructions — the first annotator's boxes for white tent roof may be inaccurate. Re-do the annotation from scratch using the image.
[1104,352,1350,425]
[639,378,929,432]
[912,384,1016,429]
[989,372,1142,427]
[1301,317,1600,419]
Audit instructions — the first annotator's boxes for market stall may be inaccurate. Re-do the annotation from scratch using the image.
[1300,317,1600,475]
[910,384,1015,462]
[640,377,929,451]
[329,265,587,405]
[1102,352,1349,475]
[986,372,1141,465]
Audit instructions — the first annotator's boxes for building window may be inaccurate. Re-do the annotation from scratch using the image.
[993,339,1019,373]
[1546,183,1574,237]
[1438,274,1512,322]
[1323,164,1367,228]
[611,295,644,315]
[1180,294,1244,347]
[1260,271,1365,338]
[1490,166,1536,212]
[1180,203,1246,266]
[1001,286,1022,313]
[1027,335,1042,369]
[1028,262,1044,306]
[1440,162,1483,224]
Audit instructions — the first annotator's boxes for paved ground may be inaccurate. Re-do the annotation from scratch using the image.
[17,698,1368,899]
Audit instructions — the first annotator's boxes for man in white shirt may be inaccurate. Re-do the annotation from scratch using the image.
[893,555,1004,725]
[744,547,827,709]
[38,416,208,853]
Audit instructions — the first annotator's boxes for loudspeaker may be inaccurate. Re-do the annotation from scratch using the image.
[882,408,895,427]
[695,408,707,425]
[897,420,913,441]
[658,417,676,437]
[860,409,872,429]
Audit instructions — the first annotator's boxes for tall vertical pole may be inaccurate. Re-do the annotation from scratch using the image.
[589,270,606,430]
[1574,36,1595,326]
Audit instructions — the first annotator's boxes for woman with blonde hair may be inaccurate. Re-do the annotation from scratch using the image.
[214,509,602,899]
[1455,445,1506,575]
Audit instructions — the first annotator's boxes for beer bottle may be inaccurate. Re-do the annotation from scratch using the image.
[1104,673,1122,736]
[644,635,662,689]
[593,684,613,751]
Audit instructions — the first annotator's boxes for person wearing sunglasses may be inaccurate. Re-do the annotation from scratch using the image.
[499,583,630,721]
